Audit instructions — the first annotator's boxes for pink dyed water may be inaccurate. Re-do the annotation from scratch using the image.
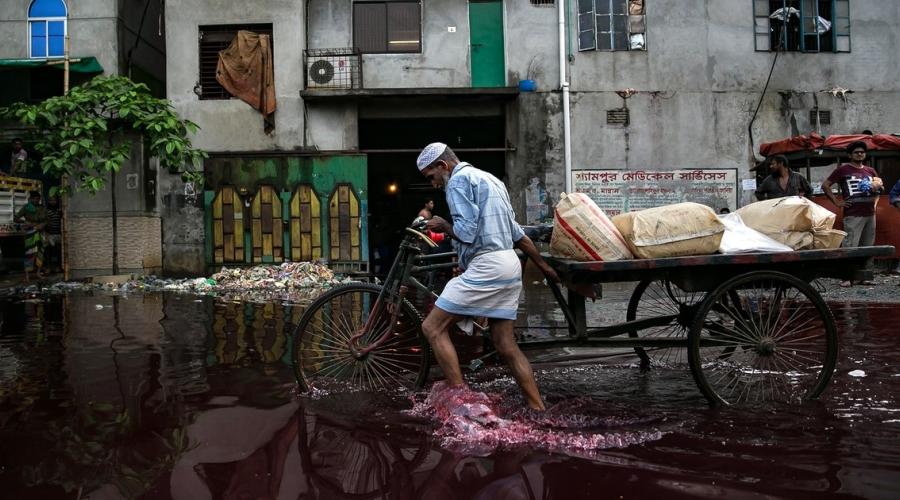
[408,382,664,456]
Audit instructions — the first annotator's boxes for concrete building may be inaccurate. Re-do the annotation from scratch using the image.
[163,0,900,274]
[0,0,168,277]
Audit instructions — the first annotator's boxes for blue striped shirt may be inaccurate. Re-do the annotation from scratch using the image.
[446,162,525,270]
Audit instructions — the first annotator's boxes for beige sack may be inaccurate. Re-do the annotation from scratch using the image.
[550,192,633,261]
[611,202,725,259]
[767,230,815,250]
[737,196,836,233]
[813,229,847,249]
[736,197,838,250]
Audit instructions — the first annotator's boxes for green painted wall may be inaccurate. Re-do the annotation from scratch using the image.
[203,154,368,267]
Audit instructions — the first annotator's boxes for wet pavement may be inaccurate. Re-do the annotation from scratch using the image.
[1,278,899,499]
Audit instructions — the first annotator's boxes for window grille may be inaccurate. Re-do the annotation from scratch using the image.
[530,0,556,5]
[197,24,273,100]
[753,0,850,53]
[353,1,422,54]
[578,0,646,52]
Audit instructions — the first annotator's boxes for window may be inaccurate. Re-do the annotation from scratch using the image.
[530,0,556,5]
[754,0,850,52]
[28,0,67,59]
[353,1,421,54]
[197,24,272,100]
[578,0,646,52]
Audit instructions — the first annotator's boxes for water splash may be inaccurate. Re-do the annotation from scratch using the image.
[408,382,664,456]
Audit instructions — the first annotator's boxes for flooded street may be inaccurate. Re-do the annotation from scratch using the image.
[1,283,899,499]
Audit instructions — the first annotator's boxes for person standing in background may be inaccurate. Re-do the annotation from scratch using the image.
[821,141,884,287]
[754,155,813,200]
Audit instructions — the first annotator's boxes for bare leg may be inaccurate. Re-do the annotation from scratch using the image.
[490,319,545,410]
[421,307,466,386]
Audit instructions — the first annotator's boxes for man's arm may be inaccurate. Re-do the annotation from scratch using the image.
[514,235,560,283]
[799,174,813,198]
[821,178,844,208]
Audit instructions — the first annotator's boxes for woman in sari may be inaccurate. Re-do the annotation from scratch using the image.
[15,191,47,282]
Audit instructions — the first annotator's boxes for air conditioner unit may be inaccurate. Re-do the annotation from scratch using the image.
[307,55,352,89]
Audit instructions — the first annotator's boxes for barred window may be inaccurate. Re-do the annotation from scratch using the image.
[353,1,421,54]
[753,0,850,53]
[197,24,273,100]
[578,0,646,52]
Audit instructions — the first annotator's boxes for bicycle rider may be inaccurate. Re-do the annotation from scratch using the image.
[415,142,560,411]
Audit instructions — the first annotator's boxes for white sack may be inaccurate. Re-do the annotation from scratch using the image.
[718,213,793,254]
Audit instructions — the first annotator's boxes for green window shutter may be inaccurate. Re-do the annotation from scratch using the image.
[577,0,595,51]
[834,0,851,52]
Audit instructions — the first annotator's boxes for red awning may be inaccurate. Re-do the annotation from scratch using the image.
[759,133,824,156]
[760,133,900,156]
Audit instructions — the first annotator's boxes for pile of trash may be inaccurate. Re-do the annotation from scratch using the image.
[36,262,354,302]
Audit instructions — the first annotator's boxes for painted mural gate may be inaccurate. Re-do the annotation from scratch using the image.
[204,155,368,271]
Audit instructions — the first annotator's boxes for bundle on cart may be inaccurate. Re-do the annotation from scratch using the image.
[736,196,845,250]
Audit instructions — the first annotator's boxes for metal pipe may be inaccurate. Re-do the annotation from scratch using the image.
[558,0,572,193]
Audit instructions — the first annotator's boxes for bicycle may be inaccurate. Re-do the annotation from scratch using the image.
[291,220,458,392]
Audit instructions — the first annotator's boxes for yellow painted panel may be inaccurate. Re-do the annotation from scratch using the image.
[213,220,223,246]
[352,247,360,260]
[351,220,360,246]
[236,248,244,261]
[212,193,223,218]
[234,220,244,248]
[251,193,260,218]
[214,249,223,264]
[263,234,273,255]
[261,186,272,204]
[291,221,301,244]
[350,194,359,217]
[252,221,262,248]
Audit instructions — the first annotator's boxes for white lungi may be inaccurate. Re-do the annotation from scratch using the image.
[435,249,521,321]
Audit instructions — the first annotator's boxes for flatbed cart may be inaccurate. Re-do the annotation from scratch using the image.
[290,220,895,407]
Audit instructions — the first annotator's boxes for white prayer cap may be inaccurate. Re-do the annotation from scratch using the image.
[416,142,447,171]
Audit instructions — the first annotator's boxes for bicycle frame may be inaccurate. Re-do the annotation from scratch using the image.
[350,227,457,357]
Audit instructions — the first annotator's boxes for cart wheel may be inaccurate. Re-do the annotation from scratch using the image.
[292,283,431,392]
[627,280,704,367]
[687,271,837,406]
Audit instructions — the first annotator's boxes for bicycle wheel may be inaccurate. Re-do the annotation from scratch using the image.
[688,271,838,406]
[627,280,704,367]
[293,283,430,392]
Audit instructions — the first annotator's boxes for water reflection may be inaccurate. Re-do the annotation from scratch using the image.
[0,292,899,499]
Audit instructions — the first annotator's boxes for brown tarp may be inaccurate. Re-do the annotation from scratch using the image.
[760,133,900,156]
[216,30,276,133]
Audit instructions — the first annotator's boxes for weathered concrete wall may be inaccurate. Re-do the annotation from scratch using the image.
[505,1,559,91]
[165,0,305,151]
[309,0,471,88]
[158,169,205,276]
[0,0,119,73]
[517,0,900,209]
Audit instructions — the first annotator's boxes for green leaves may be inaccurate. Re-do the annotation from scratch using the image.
[0,75,205,196]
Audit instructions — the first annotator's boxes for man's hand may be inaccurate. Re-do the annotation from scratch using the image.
[833,199,847,208]
[536,261,560,283]
[514,235,561,283]
[426,215,452,234]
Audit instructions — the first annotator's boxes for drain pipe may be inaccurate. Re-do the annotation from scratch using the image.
[559,0,573,193]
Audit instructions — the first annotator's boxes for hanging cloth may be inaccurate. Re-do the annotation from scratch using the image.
[216,30,277,133]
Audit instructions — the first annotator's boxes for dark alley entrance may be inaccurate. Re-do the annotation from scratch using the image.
[360,112,507,274]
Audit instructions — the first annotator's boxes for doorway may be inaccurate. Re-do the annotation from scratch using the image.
[359,114,506,275]
[469,0,506,88]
